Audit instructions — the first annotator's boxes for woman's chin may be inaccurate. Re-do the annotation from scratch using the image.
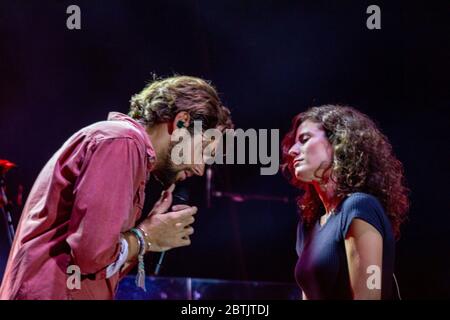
[294,170,312,183]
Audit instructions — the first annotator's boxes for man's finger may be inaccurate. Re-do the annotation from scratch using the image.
[170,206,197,220]
[152,190,173,215]
[183,227,194,236]
[172,204,190,211]
[177,237,191,247]
[167,184,175,193]
[177,216,195,228]
[175,222,183,229]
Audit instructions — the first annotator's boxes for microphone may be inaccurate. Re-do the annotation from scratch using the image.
[154,181,190,275]
[172,183,190,206]
[206,166,212,208]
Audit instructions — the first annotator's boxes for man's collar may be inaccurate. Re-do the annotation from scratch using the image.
[107,112,157,167]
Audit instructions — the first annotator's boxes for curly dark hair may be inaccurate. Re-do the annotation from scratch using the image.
[281,105,409,239]
[129,75,233,132]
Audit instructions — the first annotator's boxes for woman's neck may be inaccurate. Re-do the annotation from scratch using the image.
[312,178,340,214]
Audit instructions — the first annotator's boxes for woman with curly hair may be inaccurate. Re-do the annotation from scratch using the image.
[281,105,409,300]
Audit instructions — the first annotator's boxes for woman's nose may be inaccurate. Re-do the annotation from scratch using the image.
[288,142,300,157]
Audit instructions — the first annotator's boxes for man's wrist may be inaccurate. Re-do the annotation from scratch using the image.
[128,227,149,291]
[122,231,139,261]
[136,225,154,252]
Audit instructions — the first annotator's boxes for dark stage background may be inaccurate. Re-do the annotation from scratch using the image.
[0,1,449,299]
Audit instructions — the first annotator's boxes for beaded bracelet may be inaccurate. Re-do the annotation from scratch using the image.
[130,228,147,291]
[136,226,152,252]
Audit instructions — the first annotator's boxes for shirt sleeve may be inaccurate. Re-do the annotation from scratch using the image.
[340,193,386,239]
[106,237,129,279]
[66,137,144,280]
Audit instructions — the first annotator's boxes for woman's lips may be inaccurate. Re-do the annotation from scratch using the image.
[293,158,304,167]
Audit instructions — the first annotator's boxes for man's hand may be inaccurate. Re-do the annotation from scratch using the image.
[138,184,196,252]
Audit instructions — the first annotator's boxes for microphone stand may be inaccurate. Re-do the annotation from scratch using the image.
[206,166,291,207]
[211,191,290,204]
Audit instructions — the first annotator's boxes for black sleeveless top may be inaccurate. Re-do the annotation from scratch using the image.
[295,192,395,299]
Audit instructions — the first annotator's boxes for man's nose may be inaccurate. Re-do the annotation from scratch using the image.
[192,164,205,177]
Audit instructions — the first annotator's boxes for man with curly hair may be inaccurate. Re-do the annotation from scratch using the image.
[281,105,409,300]
[0,75,233,300]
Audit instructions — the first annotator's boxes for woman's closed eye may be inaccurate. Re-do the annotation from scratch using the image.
[298,134,310,144]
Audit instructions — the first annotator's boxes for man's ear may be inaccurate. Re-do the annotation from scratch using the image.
[170,112,191,133]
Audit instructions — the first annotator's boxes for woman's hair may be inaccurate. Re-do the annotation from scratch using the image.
[129,75,233,132]
[281,105,409,239]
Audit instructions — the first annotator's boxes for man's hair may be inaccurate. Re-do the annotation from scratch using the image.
[129,75,233,132]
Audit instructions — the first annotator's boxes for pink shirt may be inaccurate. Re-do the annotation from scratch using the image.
[0,113,156,299]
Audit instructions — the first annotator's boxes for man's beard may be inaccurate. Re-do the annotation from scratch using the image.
[153,142,181,188]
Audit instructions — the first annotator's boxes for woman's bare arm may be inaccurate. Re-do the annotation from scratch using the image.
[344,218,383,300]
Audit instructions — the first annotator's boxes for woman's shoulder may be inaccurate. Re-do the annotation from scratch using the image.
[341,192,384,214]
[339,192,390,238]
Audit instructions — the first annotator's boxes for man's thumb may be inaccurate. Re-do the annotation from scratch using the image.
[153,188,173,214]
